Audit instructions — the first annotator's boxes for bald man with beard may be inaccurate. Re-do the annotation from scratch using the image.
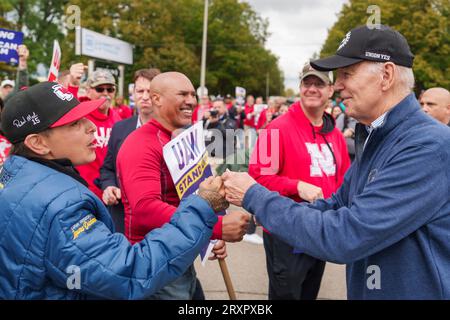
[420,87,450,126]
[117,72,249,300]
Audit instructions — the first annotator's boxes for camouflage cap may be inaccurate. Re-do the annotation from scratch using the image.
[87,69,116,87]
[300,62,333,85]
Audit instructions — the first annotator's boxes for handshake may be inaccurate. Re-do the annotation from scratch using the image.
[197,171,323,243]
[198,171,258,243]
[198,171,258,212]
[200,170,324,211]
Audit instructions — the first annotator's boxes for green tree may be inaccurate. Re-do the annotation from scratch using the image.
[0,1,14,28]
[284,88,296,98]
[205,0,283,96]
[64,0,284,96]
[1,0,284,97]
[0,1,16,76]
[1,0,69,78]
[320,0,449,92]
[150,0,284,96]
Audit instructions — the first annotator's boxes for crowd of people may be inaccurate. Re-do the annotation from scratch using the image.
[0,23,449,300]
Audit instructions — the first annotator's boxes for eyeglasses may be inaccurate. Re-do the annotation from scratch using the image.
[301,81,327,89]
[95,87,115,93]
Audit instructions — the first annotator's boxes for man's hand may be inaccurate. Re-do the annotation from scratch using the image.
[297,181,323,203]
[221,211,250,242]
[209,112,219,123]
[102,186,122,206]
[69,63,87,86]
[221,171,257,207]
[198,176,229,212]
[343,128,355,138]
[209,240,227,260]
[17,45,29,70]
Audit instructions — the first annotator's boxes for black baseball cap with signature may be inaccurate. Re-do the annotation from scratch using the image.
[1,82,105,144]
[311,24,414,71]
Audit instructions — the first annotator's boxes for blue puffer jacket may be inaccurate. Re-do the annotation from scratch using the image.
[0,156,217,299]
[243,94,450,299]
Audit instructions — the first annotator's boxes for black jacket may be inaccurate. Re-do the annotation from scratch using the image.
[228,104,246,129]
[99,115,139,233]
[204,114,237,159]
[99,116,139,190]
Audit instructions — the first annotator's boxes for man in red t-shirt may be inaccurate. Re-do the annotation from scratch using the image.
[243,95,258,151]
[117,72,249,300]
[248,62,350,300]
[114,96,133,119]
[76,70,122,199]
[192,94,212,124]
[244,95,255,129]
[224,94,233,110]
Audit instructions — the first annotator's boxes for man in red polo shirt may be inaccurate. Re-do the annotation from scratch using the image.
[117,72,249,300]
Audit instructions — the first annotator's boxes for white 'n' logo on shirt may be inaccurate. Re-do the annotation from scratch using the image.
[305,143,335,177]
[94,127,112,149]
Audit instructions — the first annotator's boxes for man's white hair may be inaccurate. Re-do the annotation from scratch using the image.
[366,62,415,94]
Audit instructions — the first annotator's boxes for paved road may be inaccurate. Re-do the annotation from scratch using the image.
[195,226,347,300]
[198,161,347,300]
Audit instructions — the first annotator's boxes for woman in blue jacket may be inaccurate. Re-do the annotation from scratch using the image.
[0,82,227,299]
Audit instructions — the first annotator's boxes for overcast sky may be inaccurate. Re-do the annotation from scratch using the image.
[244,0,348,93]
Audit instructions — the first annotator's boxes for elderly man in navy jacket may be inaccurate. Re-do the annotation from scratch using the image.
[99,68,160,233]
[222,25,450,299]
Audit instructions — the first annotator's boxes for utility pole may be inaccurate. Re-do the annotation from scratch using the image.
[118,64,125,97]
[199,0,209,97]
[266,72,270,102]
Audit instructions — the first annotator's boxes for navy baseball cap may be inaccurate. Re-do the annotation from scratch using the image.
[1,82,105,143]
[311,25,414,71]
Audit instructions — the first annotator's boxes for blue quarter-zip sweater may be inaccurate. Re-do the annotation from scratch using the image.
[243,94,450,299]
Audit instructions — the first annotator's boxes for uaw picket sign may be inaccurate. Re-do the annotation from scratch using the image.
[163,121,217,265]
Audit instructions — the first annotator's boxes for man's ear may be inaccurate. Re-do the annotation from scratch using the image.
[23,134,51,156]
[151,92,162,109]
[328,84,335,99]
[381,62,396,92]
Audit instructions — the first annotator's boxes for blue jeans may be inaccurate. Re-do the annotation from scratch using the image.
[148,265,196,300]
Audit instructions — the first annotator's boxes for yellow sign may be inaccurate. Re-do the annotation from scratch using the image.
[175,153,209,198]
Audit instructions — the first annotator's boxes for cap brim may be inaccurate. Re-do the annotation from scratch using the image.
[90,81,116,87]
[300,71,331,84]
[50,98,106,128]
[311,55,363,71]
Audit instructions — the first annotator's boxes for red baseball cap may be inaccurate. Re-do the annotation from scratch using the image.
[50,98,106,128]
[1,82,106,143]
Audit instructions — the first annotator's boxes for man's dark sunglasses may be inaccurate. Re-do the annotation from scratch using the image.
[95,86,115,93]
